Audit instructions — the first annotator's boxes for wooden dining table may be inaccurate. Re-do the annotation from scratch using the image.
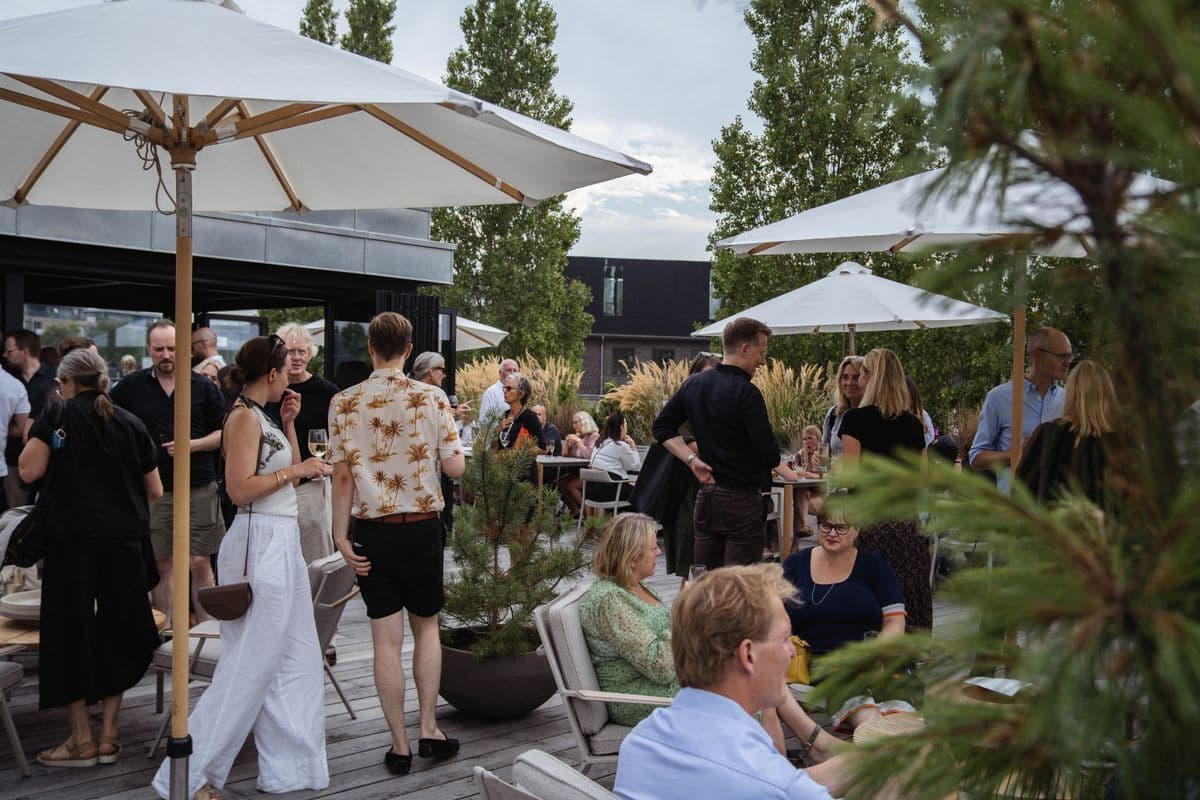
[0,609,167,657]
[771,476,826,557]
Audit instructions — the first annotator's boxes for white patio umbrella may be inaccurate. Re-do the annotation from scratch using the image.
[0,1,649,793]
[714,165,1164,464]
[454,317,509,351]
[692,261,1006,352]
[304,315,508,352]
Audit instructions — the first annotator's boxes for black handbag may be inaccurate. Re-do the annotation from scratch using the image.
[196,400,261,621]
[1,403,65,569]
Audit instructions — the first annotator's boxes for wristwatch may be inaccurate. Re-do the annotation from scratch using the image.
[686,454,696,465]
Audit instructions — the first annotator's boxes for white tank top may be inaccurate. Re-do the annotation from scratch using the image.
[242,403,298,518]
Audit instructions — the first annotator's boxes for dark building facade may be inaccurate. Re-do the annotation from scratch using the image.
[566,256,713,394]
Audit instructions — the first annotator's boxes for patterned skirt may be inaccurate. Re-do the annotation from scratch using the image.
[857,519,932,631]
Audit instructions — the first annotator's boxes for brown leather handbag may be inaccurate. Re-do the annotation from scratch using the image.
[197,402,261,621]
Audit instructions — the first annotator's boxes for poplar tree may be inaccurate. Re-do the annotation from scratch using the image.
[298,0,338,46]
[339,0,396,63]
[430,0,592,361]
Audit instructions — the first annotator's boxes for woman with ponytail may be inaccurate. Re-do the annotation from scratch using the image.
[17,349,163,768]
[153,335,330,800]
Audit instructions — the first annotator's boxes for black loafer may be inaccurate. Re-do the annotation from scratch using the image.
[384,748,412,775]
[417,736,460,760]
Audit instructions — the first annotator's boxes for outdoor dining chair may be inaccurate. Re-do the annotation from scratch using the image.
[146,553,360,757]
[533,585,670,776]
[575,468,635,535]
[475,748,617,800]
[0,660,30,777]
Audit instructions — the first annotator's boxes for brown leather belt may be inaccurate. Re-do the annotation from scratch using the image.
[371,511,439,525]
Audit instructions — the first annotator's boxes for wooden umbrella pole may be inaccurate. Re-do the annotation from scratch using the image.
[848,323,857,355]
[168,93,196,800]
[1010,258,1029,470]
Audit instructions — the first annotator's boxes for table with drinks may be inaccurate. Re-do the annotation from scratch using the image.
[773,443,831,558]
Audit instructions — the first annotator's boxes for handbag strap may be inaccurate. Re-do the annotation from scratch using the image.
[220,398,264,581]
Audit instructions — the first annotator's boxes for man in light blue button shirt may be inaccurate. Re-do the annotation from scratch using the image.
[614,565,839,800]
[969,327,1072,493]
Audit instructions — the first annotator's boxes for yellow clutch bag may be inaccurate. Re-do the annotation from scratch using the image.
[787,636,811,684]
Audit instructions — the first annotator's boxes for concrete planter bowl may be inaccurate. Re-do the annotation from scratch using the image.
[440,629,557,720]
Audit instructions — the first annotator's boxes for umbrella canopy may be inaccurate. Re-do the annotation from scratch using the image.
[454,317,509,351]
[0,3,649,793]
[303,315,507,352]
[716,165,1164,259]
[0,0,650,211]
[692,261,1006,340]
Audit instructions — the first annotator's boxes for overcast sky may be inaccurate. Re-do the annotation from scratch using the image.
[2,0,762,261]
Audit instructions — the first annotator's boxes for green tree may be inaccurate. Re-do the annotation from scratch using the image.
[429,0,592,362]
[298,0,338,45]
[339,0,396,63]
[707,0,1014,424]
[809,2,1200,798]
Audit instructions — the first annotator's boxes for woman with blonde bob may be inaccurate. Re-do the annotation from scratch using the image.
[579,514,842,767]
[1016,359,1118,506]
[838,348,931,630]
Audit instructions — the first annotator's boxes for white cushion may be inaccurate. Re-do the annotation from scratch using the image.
[474,766,541,800]
[513,749,618,800]
[546,588,609,736]
[152,623,222,680]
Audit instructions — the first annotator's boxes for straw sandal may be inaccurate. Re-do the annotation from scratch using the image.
[36,739,99,768]
[97,735,123,765]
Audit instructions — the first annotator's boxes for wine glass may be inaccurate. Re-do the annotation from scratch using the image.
[687,564,707,583]
[308,429,329,480]
[816,443,831,475]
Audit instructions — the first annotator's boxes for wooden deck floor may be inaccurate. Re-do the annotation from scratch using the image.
[0,542,970,799]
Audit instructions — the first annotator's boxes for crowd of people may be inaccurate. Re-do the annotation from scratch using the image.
[0,308,1129,799]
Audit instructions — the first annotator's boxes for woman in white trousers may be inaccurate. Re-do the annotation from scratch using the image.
[153,335,331,800]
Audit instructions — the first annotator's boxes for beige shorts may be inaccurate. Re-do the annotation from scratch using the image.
[148,482,226,560]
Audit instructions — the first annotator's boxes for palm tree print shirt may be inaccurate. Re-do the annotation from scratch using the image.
[328,368,462,519]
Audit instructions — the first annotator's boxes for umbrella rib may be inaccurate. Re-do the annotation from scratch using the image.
[228,102,326,137]
[0,84,130,138]
[235,101,302,212]
[359,104,527,204]
[12,75,134,132]
[748,241,782,256]
[203,104,357,143]
[13,85,108,205]
[133,90,167,127]
[888,234,921,253]
[201,98,240,131]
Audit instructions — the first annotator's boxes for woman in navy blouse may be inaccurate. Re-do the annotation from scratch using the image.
[783,506,911,731]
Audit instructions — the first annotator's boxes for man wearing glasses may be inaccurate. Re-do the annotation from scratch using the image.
[969,326,1072,493]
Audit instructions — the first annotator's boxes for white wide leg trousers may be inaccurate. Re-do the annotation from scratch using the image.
[152,512,329,798]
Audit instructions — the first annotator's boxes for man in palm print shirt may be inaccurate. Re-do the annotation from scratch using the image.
[329,312,466,773]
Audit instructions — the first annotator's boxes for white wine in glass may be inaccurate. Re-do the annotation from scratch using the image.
[308,429,329,479]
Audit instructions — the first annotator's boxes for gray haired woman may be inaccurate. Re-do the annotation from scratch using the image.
[18,349,163,768]
[410,351,447,385]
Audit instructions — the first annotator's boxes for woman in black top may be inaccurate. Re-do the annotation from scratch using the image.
[1016,360,1117,507]
[839,348,931,630]
[18,349,162,768]
[496,373,545,481]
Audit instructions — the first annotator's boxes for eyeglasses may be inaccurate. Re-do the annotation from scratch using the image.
[503,385,518,392]
[1035,347,1073,362]
[817,522,851,535]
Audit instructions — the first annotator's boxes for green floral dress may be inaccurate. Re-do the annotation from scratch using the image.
[578,577,679,725]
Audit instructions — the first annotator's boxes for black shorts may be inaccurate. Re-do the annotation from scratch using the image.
[352,517,444,619]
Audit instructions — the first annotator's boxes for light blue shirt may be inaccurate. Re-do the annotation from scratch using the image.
[614,688,832,800]
[969,379,1064,493]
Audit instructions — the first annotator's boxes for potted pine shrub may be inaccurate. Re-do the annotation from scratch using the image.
[439,413,594,719]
